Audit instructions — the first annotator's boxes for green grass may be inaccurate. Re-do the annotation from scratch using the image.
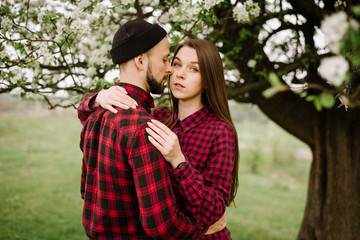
[227,172,307,240]
[0,109,310,240]
[0,112,86,240]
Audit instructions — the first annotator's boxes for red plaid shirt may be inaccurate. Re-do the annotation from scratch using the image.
[79,83,205,239]
[78,88,236,240]
[152,107,235,240]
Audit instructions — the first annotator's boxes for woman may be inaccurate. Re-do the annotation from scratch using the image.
[78,39,239,239]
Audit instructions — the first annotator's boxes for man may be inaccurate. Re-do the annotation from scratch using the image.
[80,20,223,239]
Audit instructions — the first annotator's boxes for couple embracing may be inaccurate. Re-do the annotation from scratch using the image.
[79,19,239,240]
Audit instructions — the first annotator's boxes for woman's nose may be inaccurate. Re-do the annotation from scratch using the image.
[176,67,185,79]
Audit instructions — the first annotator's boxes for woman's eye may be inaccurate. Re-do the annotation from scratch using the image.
[174,63,181,67]
[191,67,199,72]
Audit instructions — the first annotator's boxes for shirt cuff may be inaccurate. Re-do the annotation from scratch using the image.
[84,92,98,111]
[168,161,194,182]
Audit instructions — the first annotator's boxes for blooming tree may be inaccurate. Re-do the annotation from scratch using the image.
[1,0,360,239]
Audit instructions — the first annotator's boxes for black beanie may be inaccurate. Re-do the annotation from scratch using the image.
[110,20,167,65]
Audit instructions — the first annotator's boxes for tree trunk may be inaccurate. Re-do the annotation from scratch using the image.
[297,109,360,240]
[251,91,360,239]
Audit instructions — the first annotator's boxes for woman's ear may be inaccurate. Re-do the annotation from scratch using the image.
[134,54,147,71]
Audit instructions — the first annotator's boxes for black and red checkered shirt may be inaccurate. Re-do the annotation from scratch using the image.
[152,107,235,240]
[79,83,205,239]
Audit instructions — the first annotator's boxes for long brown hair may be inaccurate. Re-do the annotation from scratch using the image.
[165,39,240,206]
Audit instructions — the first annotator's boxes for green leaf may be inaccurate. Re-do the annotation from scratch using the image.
[350,29,360,49]
[43,15,51,24]
[344,71,351,83]
[353,6,360,15]
[351,53,360,66]
[313,98,322,111]
[319,93,335,109]
[268,72,280,86]
[95,78,105,88]
[262,86,279,98]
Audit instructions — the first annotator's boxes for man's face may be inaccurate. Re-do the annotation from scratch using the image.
[146,63,164,94]
[146,37,173,94]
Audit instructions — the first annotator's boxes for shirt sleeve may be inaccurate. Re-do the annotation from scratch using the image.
[169,124,236,226]
[79,125,86,199]
[77,93,98,125]
[127,126,206,239]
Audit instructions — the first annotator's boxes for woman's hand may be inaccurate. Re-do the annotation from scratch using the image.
[91,85,138,113]
[146,119,186,169]
[205,212,227,235]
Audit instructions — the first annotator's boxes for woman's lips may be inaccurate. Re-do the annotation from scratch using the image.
[174,83,185,88]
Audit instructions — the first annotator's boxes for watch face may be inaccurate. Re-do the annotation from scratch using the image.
[175,162,186,170]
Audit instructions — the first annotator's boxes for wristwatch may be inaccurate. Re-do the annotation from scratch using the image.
[174,162,186,170]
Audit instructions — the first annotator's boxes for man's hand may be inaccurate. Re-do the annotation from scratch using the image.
[205,212,227,235]
[90,85,138,113]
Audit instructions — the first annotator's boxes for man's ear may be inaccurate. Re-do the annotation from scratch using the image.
[134,54,147,71]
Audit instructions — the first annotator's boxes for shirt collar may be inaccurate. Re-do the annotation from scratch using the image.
[173,106,211,133]
[117,82,154,113]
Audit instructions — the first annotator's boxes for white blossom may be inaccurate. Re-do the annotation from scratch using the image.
[0,49,8,59]
[203,0,224,10]
[327,41,341,54]
[37,11,45,24]
[168,7,183,22]
[93,3,108,16]
[105,58,113,66]
[72,19,82,30]
[39,42,54,64]
[233,4,249,23]
[320,11,349,53]
[57,17,66,33]
[73,8,87,19]
[187,5,202,16]
[334,0,346,8]
[318,56,349,87]
[86,67,97,77]
[34,0,46,6]
[87,48,109,66]
[78,0,90,9]
[248,2,261,17]
[233,0,260,23]
[141,0,155,5]
[78,23,91,35]
[12,69,24,83]
[121,0,133,5]
[54,34,62,43]
[163,4,201,23]
[350,19,360,31]
[39,43,48,55]
[247,59,257,68]
[159,12,170,23]
[2,16,13,29]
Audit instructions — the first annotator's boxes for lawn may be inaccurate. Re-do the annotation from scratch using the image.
[0,104,310,240]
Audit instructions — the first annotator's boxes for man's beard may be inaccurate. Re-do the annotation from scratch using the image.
[146,65,165,95]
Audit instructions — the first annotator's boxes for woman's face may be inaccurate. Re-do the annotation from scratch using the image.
[170,46,203,104]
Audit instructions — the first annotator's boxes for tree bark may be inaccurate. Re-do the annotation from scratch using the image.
[297,109,360,240]
[249,91,360,239]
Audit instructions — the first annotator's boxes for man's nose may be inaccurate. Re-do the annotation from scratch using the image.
[166,62,173,75]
